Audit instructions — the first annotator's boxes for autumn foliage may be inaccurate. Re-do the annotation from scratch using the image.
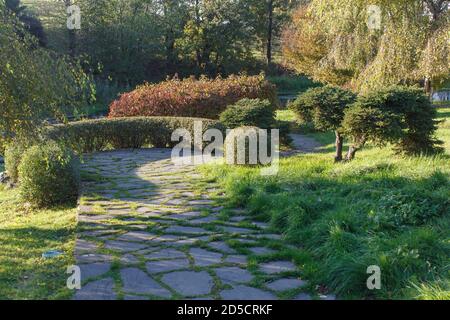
[108,75,278,119]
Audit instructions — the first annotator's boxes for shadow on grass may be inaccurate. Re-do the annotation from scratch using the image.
[436,111,450,119]
[0,224,75,299]
[79,148,169,206]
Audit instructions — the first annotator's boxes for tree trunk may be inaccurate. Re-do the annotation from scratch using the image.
[334,131,344,162]
[424,77,433,99]
[266,0,274,67]
[345,137,365,161]
[345,145,358,161]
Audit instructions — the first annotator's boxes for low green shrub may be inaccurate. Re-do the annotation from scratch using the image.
[370,189,449,229]
[224,126,276,166]
[343,86,443,159]
[18,142,80,207]
[220,99,275,129]
[220,99,291,146]
[289,86,356,129]
[43,117,225,154]
[289,86,356,161]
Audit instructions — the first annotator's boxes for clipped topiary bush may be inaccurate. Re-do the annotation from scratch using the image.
[224,126,276,166]
[108,75,278,119]
[43,117,225,154]
[220,98,276,129]
[341,105,401,160]
[289,85,356,161]
[343,85,443,160]
[220,98,291,146]
[18,141,80,208]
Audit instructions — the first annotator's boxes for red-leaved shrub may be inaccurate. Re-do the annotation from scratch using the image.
[108,75,278,119]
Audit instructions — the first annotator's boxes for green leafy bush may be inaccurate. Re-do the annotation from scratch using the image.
[289,85,356,161]
[220,99,292,146]
[0,10,94,139]
[370,190,449,229]
[220,99,276,129]
[289,85,356,130]
[341,105,402,160]
[43,117,225,154]
[4,143,27,183]
[108,75,278,119]
[18,142,80,207]
[343,86,443,159]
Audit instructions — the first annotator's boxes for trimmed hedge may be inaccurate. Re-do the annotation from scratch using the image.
[43,117,225,154]
[108,75,278,119]
[18,142,80,208]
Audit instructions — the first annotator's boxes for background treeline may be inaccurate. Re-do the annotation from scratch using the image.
[22,0,306,87]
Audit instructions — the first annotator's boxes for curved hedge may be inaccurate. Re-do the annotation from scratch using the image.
[108,75,278,119]
[43,117,225,153]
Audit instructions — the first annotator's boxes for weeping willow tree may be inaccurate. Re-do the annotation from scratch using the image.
[282,0,449,93]
[0,0,94,142]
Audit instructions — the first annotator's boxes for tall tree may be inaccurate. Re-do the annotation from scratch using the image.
[176,0,258,75]
[5,0,47,46]
[0,1,94,138]
[283,0,449,93]
[248,0,305,67]
[75,0,165,85]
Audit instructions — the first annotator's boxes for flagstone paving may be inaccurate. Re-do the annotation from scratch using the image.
[73,149,325,300]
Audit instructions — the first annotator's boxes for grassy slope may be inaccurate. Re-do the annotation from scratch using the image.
[201,109,450,300]
[267,75,320,96]
[0,185,76,299]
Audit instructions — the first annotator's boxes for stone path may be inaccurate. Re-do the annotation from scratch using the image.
[73,149,330,300]
[283,134,322,156]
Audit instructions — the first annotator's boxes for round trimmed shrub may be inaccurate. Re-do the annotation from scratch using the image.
[108,75,278,119]
[289,85,356,161]
[342,105,402,159]
[224,126,276,166]
[289,85,356,130]
[18,142,80,207]
[343,85,443,158]
[220,98,276,129]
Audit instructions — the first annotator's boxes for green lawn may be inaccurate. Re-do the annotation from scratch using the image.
[200,109,450,300]
[267,75,320,96]
[0,185,77,299]
[0,110,448,300]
